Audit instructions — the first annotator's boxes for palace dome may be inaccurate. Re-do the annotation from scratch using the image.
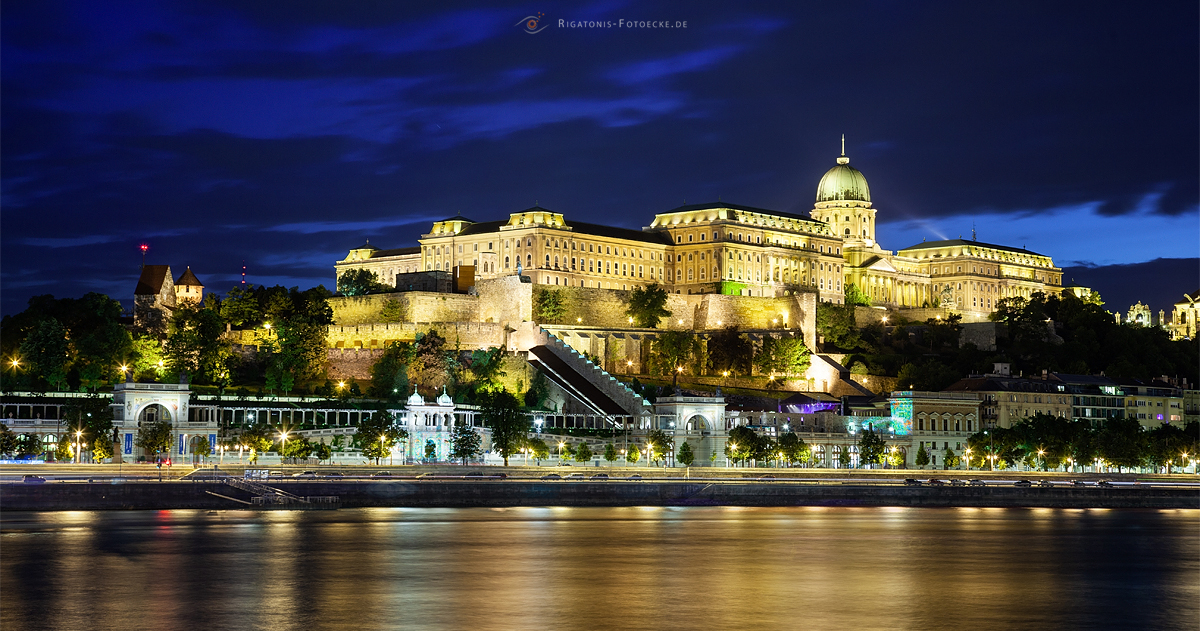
[816,155,871,203]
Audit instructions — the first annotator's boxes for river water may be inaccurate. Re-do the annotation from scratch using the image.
[2,507,1197,630]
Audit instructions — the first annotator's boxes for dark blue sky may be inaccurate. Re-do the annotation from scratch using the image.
[3,1,1197,317]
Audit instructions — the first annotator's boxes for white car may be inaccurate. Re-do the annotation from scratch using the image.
[291,471,317,479]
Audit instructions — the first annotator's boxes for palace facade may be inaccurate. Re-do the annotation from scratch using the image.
[336,148,1063,317]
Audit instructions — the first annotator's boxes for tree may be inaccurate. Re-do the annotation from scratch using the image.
[942,448,961,470]
[479,389,528,466]
[646,429,672,466]
[408,330,454,394]
[755,335,811,378]
[450,424,483,465]
[777,432,807,466]
[55,437,73,462]
[856,427,886,468]
[163,304,231,384]
[358,409,408,465]
[424,439,437,461]
[815,302,862,352]
[886,447,906,468]
[604,443,618,464]
[575,442,593,462]
[370,341,415,399]
[727,426,760,466]
[838,449,852,468]
[16,433,42,458]
[192,436,213,461]
[19,318,70,391]
[626,445,640,464]
[625,284,672,328]
[677,441,695,467]
[844,283,871,307]
[129,335,166,381]
[915,442,930,467]
[220,284,262,327]
[0,425,21,456]
[707,326,753,375]
[280,435,313,463]
[527,438,550,463]
[313,442,333,463]
[652,331,701,388]
[136,420,174,461]
[524,371,551,408]
[533,288,567,324]
[1096,417,1145,472]
[338,269,391,296]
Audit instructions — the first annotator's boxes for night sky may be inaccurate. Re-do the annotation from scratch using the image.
[3,1,1197,318]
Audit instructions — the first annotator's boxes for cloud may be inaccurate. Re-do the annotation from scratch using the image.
[267,215,440,234]
[607,46,741,85]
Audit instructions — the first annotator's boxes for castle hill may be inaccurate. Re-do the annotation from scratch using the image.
[2,149,1197,512]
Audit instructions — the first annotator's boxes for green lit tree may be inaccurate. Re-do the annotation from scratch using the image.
[942,447,961,470]
[575,442,593,462]
[646,429,672,466]
[676,440,695,467]
[604,443,618,464]
[652,331,701,388]
[626,445,640,464]
[915,442,930,467]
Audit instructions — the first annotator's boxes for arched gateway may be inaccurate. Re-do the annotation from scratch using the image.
[652,393,727,466]
[111,378,215,462]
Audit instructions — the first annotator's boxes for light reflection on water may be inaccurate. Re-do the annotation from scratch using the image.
[2,507,1197,631]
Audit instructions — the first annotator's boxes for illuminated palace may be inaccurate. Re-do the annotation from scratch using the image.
[337,147,1063,317]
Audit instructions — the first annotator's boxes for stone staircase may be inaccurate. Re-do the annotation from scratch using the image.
[513,322,651,417]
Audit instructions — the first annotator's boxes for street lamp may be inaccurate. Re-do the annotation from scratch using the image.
[1037,449,1045,472]
[182,433,188,466]
[729,443,737,468]
[964,447,972,471]
[279,431,290,465]
[75,430,83,464]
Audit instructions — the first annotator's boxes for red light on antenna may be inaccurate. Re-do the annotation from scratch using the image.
[140,244,149,252]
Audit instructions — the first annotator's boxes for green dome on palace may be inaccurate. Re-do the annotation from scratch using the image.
[816,156,871,203]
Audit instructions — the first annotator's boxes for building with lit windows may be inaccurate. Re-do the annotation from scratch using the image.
[335,146,1064,315]
[1167,290,1199,340]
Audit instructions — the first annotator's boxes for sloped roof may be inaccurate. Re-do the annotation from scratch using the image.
[898,238,1048,258]
[371,246,422,259]
[660,201,821,224]
[135,265,171,295]
[175,266,203,287]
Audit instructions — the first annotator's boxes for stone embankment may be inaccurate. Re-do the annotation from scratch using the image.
[3,479,1196,511]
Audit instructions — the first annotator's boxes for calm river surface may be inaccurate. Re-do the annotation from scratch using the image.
[2,507,1197,630]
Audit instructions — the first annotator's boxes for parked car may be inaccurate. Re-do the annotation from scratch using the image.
[969,479,986,487]
[292,471,317,479]
[1038,480,1054,487]
[1013,480,1032,487]
[626,474,643,481]
[557,462,573,467]
[950,479,966,487]
[757,475,776,481]
[904,478,922,486]
[565,473,585,480]
[322,471,344,478]
[590,474,609,481]
[540,473,562,480]
[21,475,46,484]
[926,479,945,486]
[371,471,392,477]
[1071,479,1088,486]
[416,472,438,479]
[1097,479,1114,487]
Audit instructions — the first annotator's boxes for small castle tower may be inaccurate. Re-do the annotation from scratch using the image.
[174,267,205,305]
